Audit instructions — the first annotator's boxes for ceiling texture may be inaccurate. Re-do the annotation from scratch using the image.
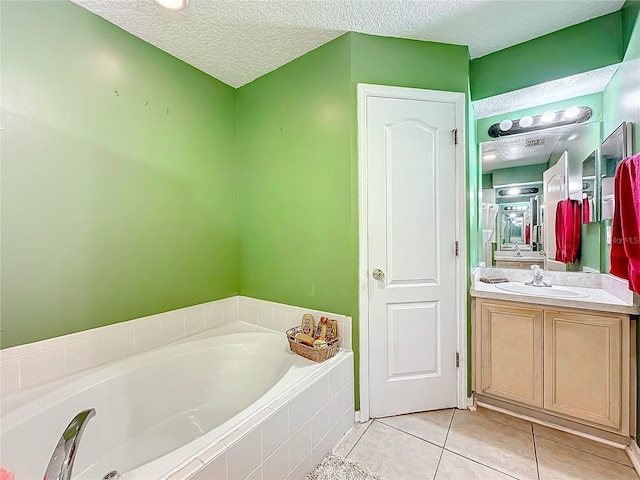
[72,0,624,88]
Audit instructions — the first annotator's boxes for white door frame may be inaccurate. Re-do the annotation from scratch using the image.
[357,83,468,422]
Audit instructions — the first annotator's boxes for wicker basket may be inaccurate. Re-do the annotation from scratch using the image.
[286,326,339,363]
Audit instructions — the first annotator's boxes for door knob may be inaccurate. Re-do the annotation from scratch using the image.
[372,268,385,281]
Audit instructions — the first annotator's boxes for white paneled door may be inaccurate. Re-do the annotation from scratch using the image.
[363,86,462,418]
[543,152,568,272]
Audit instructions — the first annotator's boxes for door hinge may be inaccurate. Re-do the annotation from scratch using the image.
[455,240,459,257]
[452,128,458,145]
[456,352,460,368]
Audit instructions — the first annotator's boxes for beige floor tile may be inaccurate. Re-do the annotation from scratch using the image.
[377,409,454,446]
[474,406,532,433]
[533,423,632,467]
[435,450,516,480]
[536,437,639,480]
[333,420,372,457]
[445,410,538,479]
[347,420,442,480]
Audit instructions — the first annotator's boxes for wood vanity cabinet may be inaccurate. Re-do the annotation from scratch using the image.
[475,299,630,435]
[494,260,545,269]
[478,301,544,408]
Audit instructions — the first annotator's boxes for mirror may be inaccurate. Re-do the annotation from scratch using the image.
[480,121,601,269]
[601,122,632,220]
[581,150,598,223]
[498,202,531,250]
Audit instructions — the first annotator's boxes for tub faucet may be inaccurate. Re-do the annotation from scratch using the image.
[524,265,551,287]
[515,244,522,257]
[43,409,96,480]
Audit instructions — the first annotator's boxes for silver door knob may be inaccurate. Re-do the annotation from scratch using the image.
[372,268,385,281]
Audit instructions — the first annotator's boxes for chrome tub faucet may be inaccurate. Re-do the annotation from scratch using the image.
[43,409,95,480]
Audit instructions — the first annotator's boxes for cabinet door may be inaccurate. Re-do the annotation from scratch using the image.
[479,301,544,407]
[544,310,627,431]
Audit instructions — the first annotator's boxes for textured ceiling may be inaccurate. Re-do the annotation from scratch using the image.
[71,0,624,88]
[481,122,594,174]
[472,65,620,119]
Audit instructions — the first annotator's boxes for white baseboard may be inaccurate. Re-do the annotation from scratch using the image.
[467,396,477,411]
[355,411,361,423]
[626,440,640,476]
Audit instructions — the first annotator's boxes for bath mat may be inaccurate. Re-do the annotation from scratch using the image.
[306,451,387,480]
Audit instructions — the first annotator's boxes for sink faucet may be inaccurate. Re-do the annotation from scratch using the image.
[44,409,95,480]
[515,244,522,257]
[525,265,551,287]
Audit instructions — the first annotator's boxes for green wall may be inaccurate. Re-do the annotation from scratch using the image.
[237,33,470,408]
[491,164,547,187]
[236,35,353,316]
[1,1,239,348]
[470,12,624,100]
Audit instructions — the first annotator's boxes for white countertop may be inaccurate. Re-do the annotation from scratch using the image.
[494,256,544,262]
[471,281,639,315]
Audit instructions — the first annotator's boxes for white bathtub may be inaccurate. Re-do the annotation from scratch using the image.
[0,322,354,480]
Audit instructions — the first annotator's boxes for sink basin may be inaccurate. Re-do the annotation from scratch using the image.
[495,283,589,298]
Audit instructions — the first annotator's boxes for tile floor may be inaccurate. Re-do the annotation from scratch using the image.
[333,407,639,480]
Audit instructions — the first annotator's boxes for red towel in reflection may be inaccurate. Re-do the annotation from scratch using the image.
[555,199,581,264]
[582,197,590,223]
[610,153,640,294]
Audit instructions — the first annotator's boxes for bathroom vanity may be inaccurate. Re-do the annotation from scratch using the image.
[471,268,638,443]
[494,251,545,270]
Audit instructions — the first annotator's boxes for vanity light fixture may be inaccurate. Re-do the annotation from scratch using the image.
[155,0,188,11]
[508,188,521,196]
[488,106,592,138]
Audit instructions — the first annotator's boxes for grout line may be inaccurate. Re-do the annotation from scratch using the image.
[432,409,457,480]
[534,435,637,469]
[443,408,456,447]
[375,418,447,450]
[533,433,541,480]
[343,420,374,458]
[442,449,520,480]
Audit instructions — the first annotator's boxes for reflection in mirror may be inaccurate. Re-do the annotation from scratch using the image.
[581,150,598,223]
[480,121,601,270]
[499,203,530,250]
[601,122,632,220]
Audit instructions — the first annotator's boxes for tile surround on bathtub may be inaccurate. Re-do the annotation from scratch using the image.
[181,351,355,480]
[0,296,239,396]
[0,295,350,397]
[238,296,353,351]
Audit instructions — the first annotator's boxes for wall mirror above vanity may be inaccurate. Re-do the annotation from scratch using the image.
[480,121,602,271]
[581,150,598,223]
[601,122,633,220]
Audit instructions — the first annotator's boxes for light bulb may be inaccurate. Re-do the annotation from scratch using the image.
[564,106,580,119]
[541,111,556,123]
[155,0,188,11]
[499,119,513,131]
[519,116,534,128]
